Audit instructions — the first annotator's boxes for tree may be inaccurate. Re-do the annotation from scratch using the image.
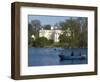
[28,20,41,47]
[28,23,34,47]
[48,39,54,45]
[33,37,49,47]
[80,18,88,48]
[59,18,81,48]
[31,20,41,38]
[28,23,33,33]
[43,25,51,30]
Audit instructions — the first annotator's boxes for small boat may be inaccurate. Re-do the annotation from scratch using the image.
[59,52,86,61]
[59,55,86,60]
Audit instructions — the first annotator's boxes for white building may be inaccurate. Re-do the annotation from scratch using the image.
[39,26,71,42]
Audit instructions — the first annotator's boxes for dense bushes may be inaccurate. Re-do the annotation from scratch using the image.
[29,37,54,47]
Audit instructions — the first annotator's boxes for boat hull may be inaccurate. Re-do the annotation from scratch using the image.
[59,55,86,60]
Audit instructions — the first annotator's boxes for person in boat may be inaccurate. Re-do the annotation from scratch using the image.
[59,52,64,61]
[71,51,74,56]
[59,51,74,61]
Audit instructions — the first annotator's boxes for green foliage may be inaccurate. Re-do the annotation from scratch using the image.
[43,25,51,30]
[28,24,34,47]
[59,33,71,47]
[32,37,53,47]
[59,17,87,48]
[81,18,88,47]
[48,39,54,45]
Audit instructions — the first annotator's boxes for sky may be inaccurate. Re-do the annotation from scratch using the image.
[28,15,80,26]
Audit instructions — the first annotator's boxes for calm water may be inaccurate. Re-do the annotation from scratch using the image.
[28,48,88,66]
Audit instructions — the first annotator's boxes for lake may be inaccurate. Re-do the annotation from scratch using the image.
[28,48,88,66]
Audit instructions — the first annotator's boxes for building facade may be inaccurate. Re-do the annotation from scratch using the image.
[39,26,71,42]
